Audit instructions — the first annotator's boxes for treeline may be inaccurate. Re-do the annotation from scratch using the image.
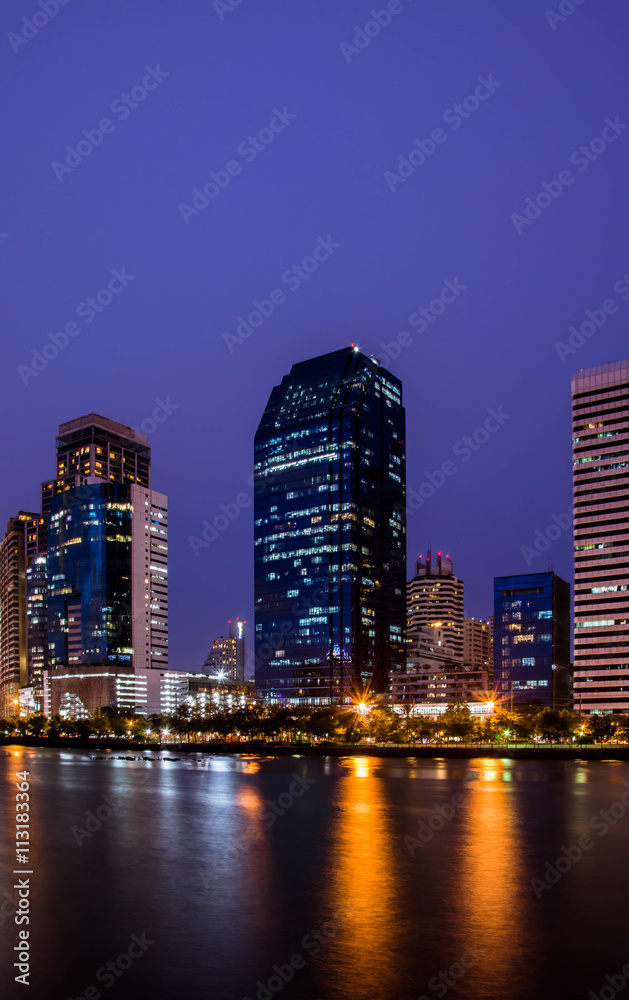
[1,703,627,745]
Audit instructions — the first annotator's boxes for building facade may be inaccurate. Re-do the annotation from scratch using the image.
[24,515,48,712]
[203,620,246,682]
[463,616,492,671]
[493,572,571,708]
[407,551,464,662]
[254,347,406,704]
[41,414,167,716]
[0,513,37,717]
[572,361,629,714]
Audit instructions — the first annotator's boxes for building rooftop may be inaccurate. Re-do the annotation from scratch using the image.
[57,413,148,447]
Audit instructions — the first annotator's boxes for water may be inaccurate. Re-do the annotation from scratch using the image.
[2,747,629,1000]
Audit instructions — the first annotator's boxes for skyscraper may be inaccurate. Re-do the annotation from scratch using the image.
[24,514,48,712]
[254,346,406,704]
[42,414,168,715]
[0,513,37,717]
[230,617,246,682]
[493,571,570,708]
[201,620,245,681]
[407,550,464,662]
[572,360,629,713]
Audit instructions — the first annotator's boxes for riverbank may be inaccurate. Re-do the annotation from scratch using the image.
[2,736,628,760]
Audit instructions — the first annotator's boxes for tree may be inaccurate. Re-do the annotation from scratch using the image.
[612,715,629,743]
[27,715,47,737]
[586,714,616,745]
[534,709,577,744]
[400,713,436,744]
[367,708,398,743]
[441,703,475,743]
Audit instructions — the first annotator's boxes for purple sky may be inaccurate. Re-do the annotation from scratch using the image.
[2,0,629,671]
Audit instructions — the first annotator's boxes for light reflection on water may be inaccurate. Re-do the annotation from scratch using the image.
[2,749,629,1000]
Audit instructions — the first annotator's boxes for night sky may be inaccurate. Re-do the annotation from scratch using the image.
[2,0,629,673]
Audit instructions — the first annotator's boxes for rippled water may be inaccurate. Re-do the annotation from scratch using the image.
[2,747,629,1000]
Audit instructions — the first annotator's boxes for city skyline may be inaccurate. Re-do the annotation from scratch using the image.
[2,351,627,681]
[3,6,629,999]
[4,0,629,673]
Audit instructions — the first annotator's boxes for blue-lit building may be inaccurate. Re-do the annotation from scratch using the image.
[47,483,135,670]
[254,347,406,704]
[493,571,571,708]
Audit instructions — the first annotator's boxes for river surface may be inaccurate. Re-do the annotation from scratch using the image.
[1,747,629,1000]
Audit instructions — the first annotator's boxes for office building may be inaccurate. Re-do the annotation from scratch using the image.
[396,623,491,710]
[230,617,246,681]
[407,550,464,662]
[493,571,570,708]
[463,616,492,671]
[572,361,629,713]
[203,619,246,682]
[24,514,48,712]
[390,670,492,711]
[44,414,167,715]
[0,513,37,717]
[254,346,406,704]
[44,667,256,718]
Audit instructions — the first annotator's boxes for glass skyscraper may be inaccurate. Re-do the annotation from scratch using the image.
[493,571,570,708]
[254,346,406,704]
[47,483,135,669]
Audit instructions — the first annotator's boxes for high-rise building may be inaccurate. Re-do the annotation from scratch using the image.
[46,482,168,674]
[41,413,151,512]
[254,346,406,704]
[204,634,236,679]
[205,619,246,681]
[493,571,570,708]
[407,550,464,662]
[42,414,167,715]
[572,360,629,713]
[0,513,38,717]
[463,616,492,671]
[230,617,246,682]
[24,514,48,712]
